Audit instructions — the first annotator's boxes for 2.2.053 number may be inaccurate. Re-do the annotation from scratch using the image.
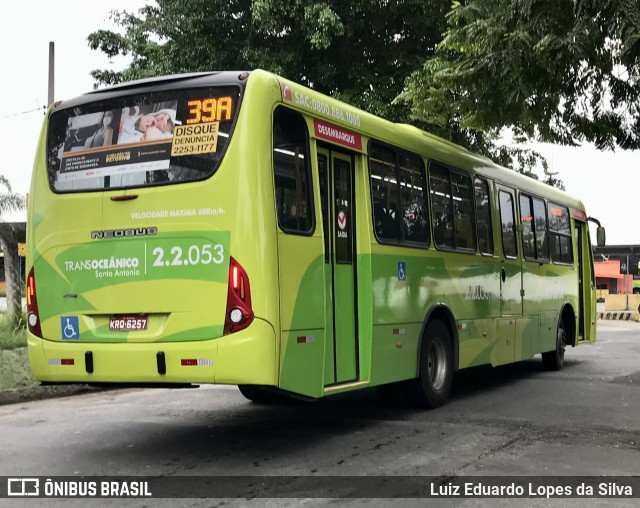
[152,243,224,267]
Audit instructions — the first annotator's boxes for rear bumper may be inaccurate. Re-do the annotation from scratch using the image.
[27,318,277,386]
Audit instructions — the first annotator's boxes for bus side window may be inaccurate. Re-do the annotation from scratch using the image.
[499,190,518,258]
[451,171,475,250]
[429,163,454,249]
[519,193,550,263]
[548,202,573,264]
[474,177,494,255]
[369,144,401,242]
[369,142,429,246]
[429,164,475,252]
[532,197,549,261]
[398,152,429,245]
[519,194,536,260]
[273,108,314,234]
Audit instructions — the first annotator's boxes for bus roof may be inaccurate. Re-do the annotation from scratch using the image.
[262,69,587,213]
[54,68,587,212]
[55,71,250,110]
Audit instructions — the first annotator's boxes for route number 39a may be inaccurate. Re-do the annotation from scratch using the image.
[152,243,224,268]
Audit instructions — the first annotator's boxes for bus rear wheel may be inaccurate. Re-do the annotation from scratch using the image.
[238,385,284,404]
[542,317,566,371]
[407,320,453,408]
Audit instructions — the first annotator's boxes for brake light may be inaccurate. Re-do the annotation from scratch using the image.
[27,268,42,337]
[224,257,254,334]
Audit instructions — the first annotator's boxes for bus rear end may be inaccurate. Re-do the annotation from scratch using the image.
[26,71,279,387]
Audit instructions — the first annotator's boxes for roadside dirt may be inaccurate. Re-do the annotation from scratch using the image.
[0,348,104,405]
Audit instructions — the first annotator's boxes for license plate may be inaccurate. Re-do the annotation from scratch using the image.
[109,315,148,332]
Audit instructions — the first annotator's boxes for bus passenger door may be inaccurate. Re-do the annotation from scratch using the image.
[576,220,596,343]
[494,186,522,365]
[317,146,358,385]
[274,107,326,398]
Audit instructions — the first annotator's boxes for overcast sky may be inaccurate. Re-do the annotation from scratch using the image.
[0,0,147,220]
[1,2,638,245]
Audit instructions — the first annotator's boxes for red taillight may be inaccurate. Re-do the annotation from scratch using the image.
[27,268,42,337]
[232,266,239,290]
[224,257,254,334]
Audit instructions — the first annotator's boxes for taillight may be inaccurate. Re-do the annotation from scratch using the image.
[27,268,42,337]
[224,257,254,334]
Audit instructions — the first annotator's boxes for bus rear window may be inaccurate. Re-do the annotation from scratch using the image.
[47,86,241,192]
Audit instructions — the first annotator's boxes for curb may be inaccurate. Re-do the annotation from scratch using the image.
[598,311,640,321]
[0,384,106,406]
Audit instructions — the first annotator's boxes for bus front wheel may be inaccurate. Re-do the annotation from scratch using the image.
[408,320,454,408]
[542,317,566,371]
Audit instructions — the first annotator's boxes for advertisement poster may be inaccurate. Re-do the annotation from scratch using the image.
[58,101,178,183]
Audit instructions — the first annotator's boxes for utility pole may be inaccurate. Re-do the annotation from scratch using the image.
[48,41,55,106]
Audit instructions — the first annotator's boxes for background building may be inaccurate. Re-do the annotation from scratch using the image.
[593,245,640,299]
[0,222,26,290]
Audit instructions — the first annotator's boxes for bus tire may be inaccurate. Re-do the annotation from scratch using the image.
[238,385,283,404]
[408,320,453,408]
[542,317,566,371]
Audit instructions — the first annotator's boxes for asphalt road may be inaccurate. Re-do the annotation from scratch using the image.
[0,319,638,507]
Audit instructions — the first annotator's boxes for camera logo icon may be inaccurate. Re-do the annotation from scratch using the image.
[7,478,40,496]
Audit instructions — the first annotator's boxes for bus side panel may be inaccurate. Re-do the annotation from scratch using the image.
[370,324,421,385]
[277,249,326,398]
[455,318,497,368]
[367,249,503,384]
[537,269,578,353]
[367,251,435,386]
[492,319,516,366]
[515,316,537,361]
[215,320,278,385]
[355,253,373,383]
[539,310,559,353]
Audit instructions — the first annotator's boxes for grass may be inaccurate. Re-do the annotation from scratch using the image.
[0,288,27,298]
[0,312,27,350]
[0,312,33,389]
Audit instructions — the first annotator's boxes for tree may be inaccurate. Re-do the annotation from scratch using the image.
[405,0,640,150]
[0,176,26,327]
[87,0,554,179]
[88,0,448,122]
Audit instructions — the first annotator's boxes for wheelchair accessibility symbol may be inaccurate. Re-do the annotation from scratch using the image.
[398,261,406,281]
[61,316,79,340]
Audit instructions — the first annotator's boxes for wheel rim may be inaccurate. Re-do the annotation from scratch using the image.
[427,339,448,391]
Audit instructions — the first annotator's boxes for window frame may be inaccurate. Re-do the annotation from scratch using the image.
[547,201,574,265]
[368,140,429,248]
[519,192,550,264]
[498,189,518,259]
[428,161,477,254]
[47,84,244,194]
[272,106,316,236]
[474,177,494,256]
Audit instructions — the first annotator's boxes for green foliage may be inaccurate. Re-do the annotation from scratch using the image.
[88,0,448,122]
[0,312,27,350]
[406,0,640,150]
[0,175,25,218]
[87,0,557,182]
[0,176,26,328]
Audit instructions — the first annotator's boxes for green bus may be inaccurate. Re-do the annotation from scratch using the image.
[26,70,605,408]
